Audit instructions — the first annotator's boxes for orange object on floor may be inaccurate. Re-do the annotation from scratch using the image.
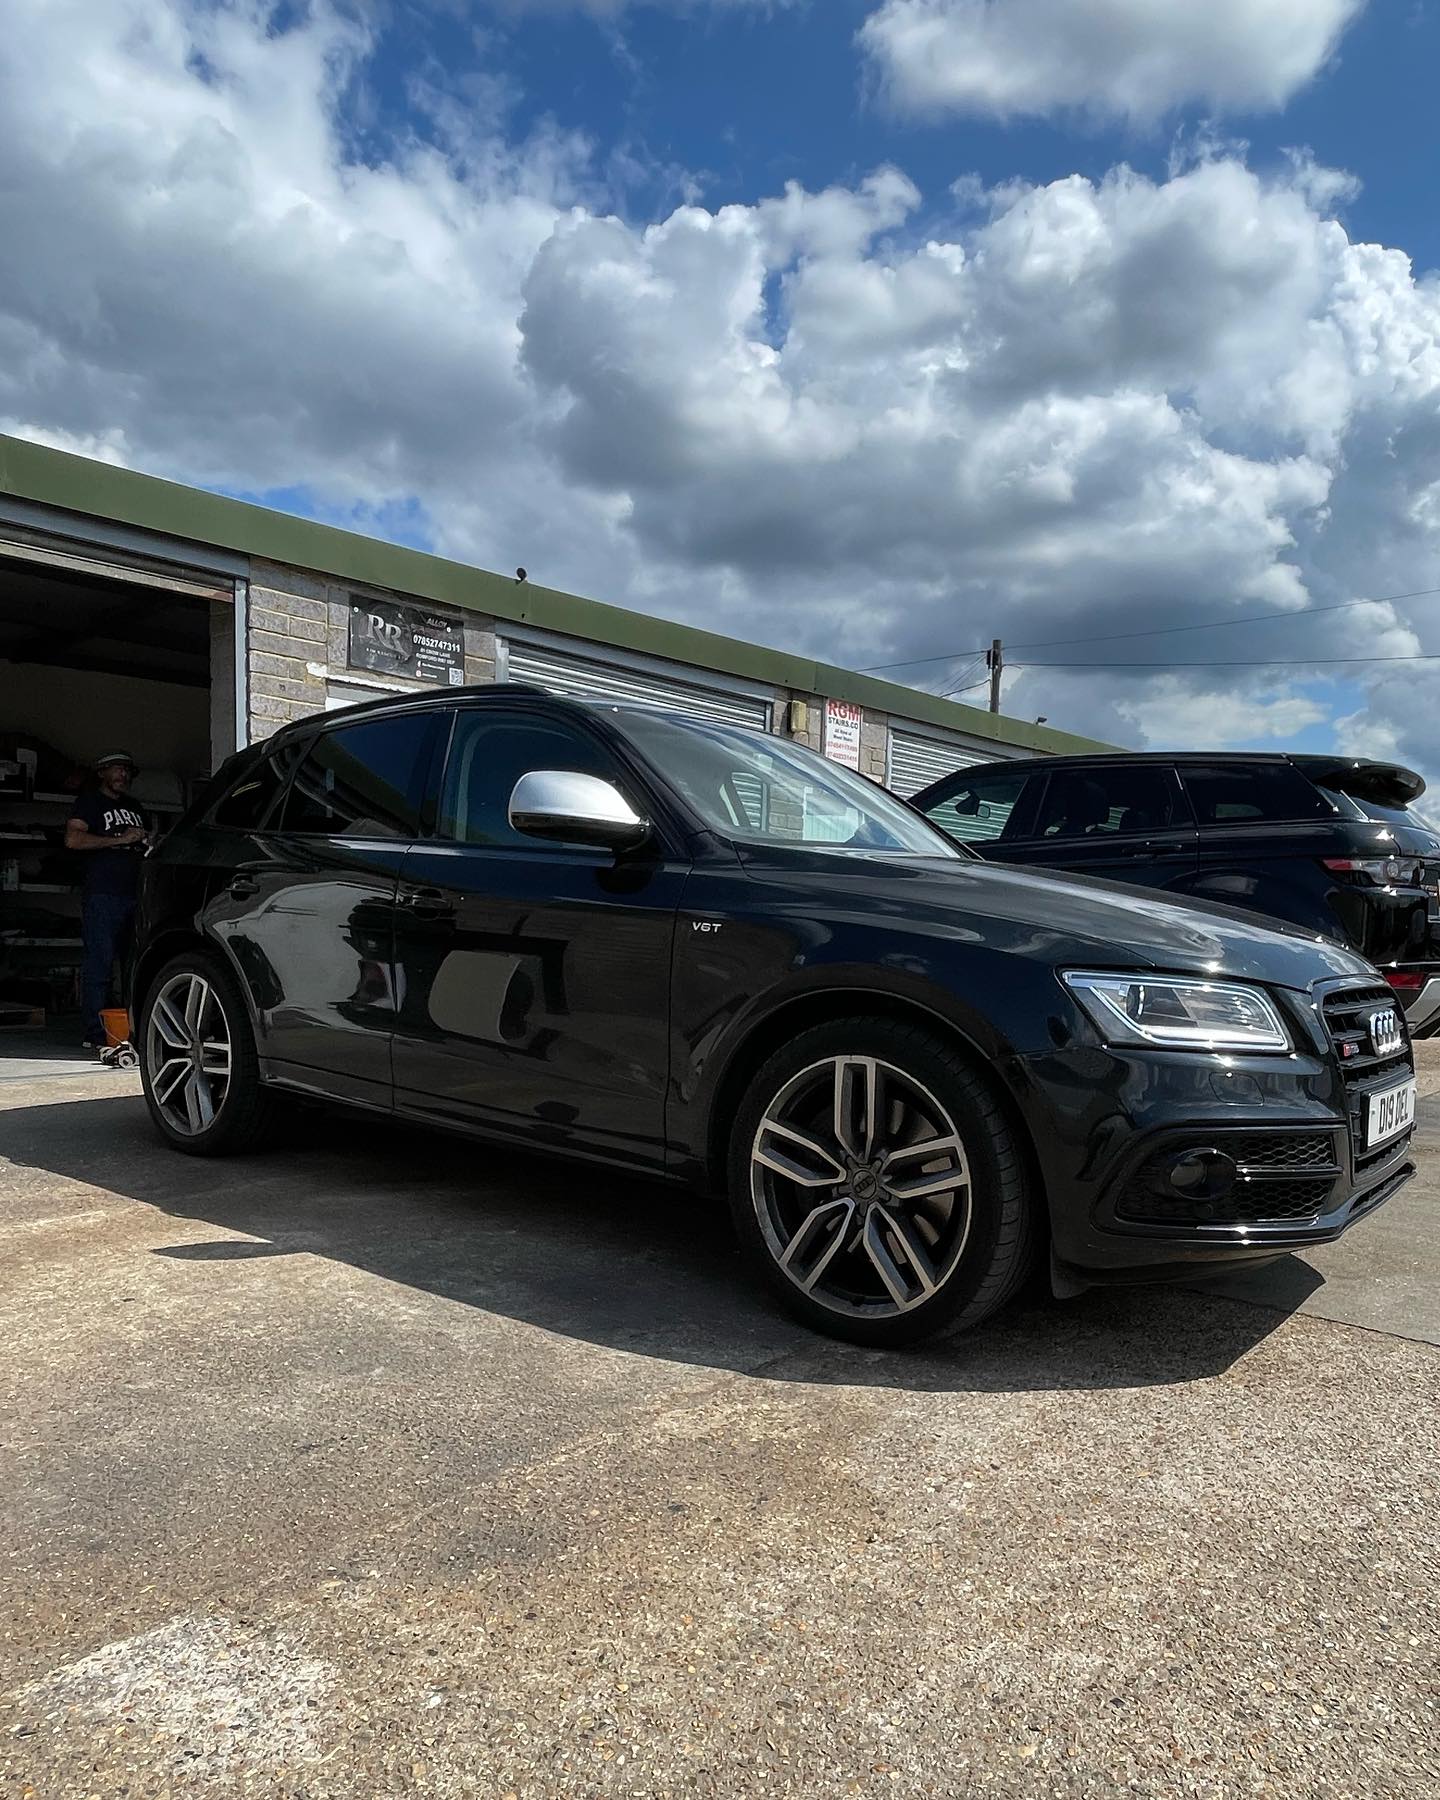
[100,1007,131,1048]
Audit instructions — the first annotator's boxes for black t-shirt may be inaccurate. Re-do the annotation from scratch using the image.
[70,791,146,898]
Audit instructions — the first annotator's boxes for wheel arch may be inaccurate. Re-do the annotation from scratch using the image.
[132,927,256,1029]
[703,987,1047,1222]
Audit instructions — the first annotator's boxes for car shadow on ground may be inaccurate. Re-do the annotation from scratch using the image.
[1,1090,1324,1394]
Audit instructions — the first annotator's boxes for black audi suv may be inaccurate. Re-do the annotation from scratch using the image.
[133,688,1416,1347]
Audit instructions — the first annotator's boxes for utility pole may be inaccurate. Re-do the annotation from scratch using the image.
[987,638,1004,714]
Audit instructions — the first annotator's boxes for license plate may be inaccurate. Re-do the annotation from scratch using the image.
[1366,1078,1416,1149]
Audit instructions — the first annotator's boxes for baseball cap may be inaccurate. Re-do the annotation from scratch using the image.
[95,751,138,772]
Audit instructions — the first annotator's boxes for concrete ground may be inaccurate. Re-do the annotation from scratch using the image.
[0,1047,1436,1798]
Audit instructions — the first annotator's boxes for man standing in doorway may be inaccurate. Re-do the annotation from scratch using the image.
[65,752,148,1050]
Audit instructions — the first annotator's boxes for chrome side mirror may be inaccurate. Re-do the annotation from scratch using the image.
[508,771,650,851]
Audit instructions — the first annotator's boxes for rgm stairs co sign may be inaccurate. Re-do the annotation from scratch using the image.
[348,595,465,686]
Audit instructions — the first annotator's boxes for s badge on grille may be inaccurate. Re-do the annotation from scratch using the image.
[1369,1007,1403,1058]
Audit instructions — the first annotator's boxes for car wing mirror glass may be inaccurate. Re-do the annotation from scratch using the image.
[508,770,651,851]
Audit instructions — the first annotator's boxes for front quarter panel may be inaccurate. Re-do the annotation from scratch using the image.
[668,850,1085,1181]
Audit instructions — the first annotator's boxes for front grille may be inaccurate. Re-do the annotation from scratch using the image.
[1321,982,1416,1173]
[1114,1131,1342,1227]
[1322,985,1412,1089]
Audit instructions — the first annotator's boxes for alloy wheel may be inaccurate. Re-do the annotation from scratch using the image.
[750,1055,973,1320]
[145,971,233,1137]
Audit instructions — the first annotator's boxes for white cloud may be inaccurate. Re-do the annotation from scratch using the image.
[0,422,133,466]
[1335,701,1407,765]
[1117,683,1330,749]
[3,0,1440,787]
[859,0,1367,126]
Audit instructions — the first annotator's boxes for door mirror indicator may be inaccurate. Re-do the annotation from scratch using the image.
[508,771,651,851]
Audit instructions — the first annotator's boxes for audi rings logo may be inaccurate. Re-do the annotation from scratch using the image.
[1369,1007,1404,1058]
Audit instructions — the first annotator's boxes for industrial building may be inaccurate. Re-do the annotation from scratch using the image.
[0,432,1108,1023]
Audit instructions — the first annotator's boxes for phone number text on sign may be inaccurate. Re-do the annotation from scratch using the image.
[824,699,864,770]
[348,596,465,686]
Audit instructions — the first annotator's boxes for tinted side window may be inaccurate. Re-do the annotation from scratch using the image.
[440,712,624,848]
[278,714,433,837]
[211,752,289,830]
[1034,766,1176,839]
[1181,765,1331,825]
[922,770,1039,845]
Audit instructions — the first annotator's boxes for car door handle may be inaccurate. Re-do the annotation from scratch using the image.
[397,888,454,917]
[1120,840,1189,857]
[228,875,260,899]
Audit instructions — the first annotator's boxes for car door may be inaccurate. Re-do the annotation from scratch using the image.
[1178,761,1348,930]
[1005,763,1199,891]
[915,765,1048,856]
[390,704,687,1169]
[206,709,439,1106]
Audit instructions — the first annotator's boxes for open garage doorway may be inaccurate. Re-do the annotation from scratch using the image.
[0,528,240,1065]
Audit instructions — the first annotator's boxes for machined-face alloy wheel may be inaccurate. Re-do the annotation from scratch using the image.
[750,1054,974,1321]
[144,970,233,1138]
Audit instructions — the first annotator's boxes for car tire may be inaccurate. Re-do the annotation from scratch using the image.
[727,1018,1037,1347]
[138,950,280,1156]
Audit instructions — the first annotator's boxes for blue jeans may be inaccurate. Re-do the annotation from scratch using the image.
[81,894,136,1043]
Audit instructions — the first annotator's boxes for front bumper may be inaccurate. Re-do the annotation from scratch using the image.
[1029,977,1417,1286]
[1052,1130,1414,1290]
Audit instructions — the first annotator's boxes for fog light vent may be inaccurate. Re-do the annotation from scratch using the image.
[1115,1137,1339,1227]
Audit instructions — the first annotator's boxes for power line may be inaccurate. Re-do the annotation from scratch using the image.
[1011,651,1440,671]
[938,655,987,698]
[857,583,1440,674]
[863,644,987,673]
[1007,586,1440,655]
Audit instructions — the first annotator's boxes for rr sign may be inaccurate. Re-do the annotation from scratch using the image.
[347,595,465,686]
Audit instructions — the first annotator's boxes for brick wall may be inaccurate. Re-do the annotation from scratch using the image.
[246,558,497,741]
[860,709,889,784]
[246,561,329,738]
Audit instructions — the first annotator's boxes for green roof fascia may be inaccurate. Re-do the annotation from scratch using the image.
[0,432,1112,757]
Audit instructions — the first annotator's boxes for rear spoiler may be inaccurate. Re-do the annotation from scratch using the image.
[1294,756,1426,805]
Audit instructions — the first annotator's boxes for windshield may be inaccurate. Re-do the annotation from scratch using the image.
[612,710,965,858]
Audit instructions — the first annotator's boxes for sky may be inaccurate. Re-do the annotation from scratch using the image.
[3,0,1440,772]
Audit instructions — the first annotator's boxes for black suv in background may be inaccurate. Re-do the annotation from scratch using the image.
[133,692,1414,1347]
[914,753,1440,1034]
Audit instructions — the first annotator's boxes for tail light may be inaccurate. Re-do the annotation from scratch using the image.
[1324,857,1422,884]
[1383,971,1425,992]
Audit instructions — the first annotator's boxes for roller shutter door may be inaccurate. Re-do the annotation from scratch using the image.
[503,641,772,733]
[888,731,988,800]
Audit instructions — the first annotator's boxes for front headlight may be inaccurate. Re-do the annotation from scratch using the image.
[1062,972,1292,1053]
